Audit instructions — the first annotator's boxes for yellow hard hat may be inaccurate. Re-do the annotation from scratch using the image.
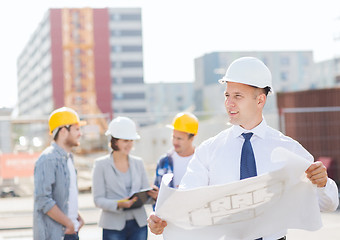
[48,107,86,134]
[167,112,198,135]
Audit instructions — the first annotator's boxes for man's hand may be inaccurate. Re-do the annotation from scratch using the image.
[305,161,328,187]
[46,204,75,234]
[147,185,159,200]
[64,218,75,234]
[77,214,85,230]
[147,212,167,235]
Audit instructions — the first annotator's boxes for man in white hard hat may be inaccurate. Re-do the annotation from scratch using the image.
[148,57,339,239]
[154,112,199,189]
[34,107,86,240]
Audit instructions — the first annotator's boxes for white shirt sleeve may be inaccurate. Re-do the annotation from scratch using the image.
[179,143,210,190]
[290,140,339,211]
[317,177,339,212]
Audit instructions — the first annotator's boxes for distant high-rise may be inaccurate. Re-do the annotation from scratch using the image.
[145,82,194,123]
[17,8,147,129]
[0,108,12,153]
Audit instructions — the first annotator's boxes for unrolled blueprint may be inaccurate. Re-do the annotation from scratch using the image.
[155,147,322,240]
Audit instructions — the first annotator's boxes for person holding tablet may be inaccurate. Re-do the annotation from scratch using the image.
[92,116,157,240]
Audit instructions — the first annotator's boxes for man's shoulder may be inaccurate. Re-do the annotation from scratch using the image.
[37,145,59,160]
[264,125,306,151]
[157,152,172,165]
[201,128,231,146]
[266,126,297,142]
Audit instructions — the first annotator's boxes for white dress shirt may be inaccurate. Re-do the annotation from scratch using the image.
[180,119,339,240]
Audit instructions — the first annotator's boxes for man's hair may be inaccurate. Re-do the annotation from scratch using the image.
[53,125,71,141]
[110,137,120,151]
[263,86,271,96]
[252,86,271,98]
[188,133,195,139]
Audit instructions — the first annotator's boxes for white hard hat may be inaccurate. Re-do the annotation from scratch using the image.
[105,116,140,140]
[218,57,273,93]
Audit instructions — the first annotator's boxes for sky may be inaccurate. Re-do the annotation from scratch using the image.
[1,0,340,108]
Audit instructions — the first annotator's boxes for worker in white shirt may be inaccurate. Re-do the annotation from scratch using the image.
[147,57,339,240]
[153,112,199,189]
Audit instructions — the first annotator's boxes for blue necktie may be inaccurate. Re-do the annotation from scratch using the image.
[240,133,262,240]
[240,133,257,179]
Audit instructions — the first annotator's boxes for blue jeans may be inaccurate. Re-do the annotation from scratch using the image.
[103,220,147,240]
[64,232,79,240]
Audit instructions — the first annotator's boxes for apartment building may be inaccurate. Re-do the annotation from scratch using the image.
[17,8,147,130]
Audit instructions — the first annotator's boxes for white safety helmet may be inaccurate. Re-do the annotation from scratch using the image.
[218,57,273,94]
[105,116,140,140]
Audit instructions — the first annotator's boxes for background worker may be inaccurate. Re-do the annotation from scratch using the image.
[148,57,339,239]
[92,116,157,240]
[154,112,199,189]
[34,107,85,240]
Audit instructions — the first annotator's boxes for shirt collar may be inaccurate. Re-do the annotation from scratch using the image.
[230,118,267,139]
[51,142,69,159]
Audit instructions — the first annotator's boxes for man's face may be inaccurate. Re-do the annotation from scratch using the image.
[64,124,82,147]
[172,130,193,156]
[224,82,265,130]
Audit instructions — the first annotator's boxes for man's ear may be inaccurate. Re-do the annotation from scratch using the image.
[58,127,68,138]
[257,93,267,107]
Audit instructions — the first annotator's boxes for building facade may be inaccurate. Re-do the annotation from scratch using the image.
[0,108,12,153]
[145,82,194,124]
[17,8,147,130]
[313,58,340,89]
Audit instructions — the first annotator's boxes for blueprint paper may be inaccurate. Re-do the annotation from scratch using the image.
[155,147,322,240]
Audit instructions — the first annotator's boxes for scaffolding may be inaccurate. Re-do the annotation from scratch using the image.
[62,8,107,134]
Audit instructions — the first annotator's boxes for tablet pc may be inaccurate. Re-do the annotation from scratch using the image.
[125,187,153,210]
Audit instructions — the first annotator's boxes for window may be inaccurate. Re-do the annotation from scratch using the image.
[114,92,123,100]
[121,30,142,36]
[121,45,143,52]
[110,14,141,21]
[112,77,122,84]
[280,57,290,66]
[111,30,121,37]
[335,75,340,84]
[110,14,121,21]
[280,71,288,81]
[124,92,145,99]
[112,45,142,52]
[121,77,144,84]
[121,61,143,68]
[111,46,122,52]
[301,56,309,66]
[122,108,146,113]
[114,92,145,100]
[112,30,142,37]
[120,14,141,21]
